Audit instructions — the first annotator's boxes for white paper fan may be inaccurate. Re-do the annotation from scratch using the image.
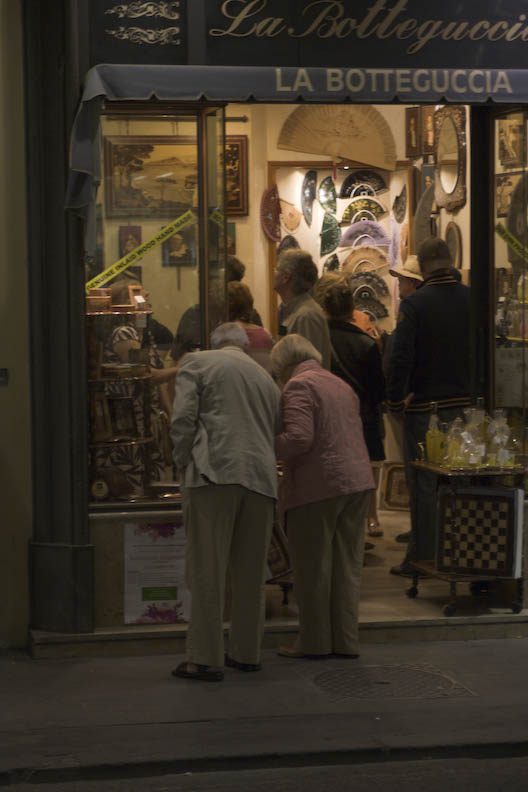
[278,106,397,171]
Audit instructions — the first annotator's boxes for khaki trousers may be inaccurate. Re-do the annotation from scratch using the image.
[287,490,370,656]
[183,483,274,667]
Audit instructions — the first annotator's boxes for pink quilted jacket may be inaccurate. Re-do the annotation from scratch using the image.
[276,360,375,512]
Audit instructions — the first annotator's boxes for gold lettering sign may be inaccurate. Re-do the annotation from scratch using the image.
[208,0,528,56]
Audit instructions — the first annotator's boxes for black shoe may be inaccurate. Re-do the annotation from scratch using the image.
[396,531,410,543]
[225,654,261,672]
[172,662,224,682]
[364,541,375,552]
[389,564,414,578]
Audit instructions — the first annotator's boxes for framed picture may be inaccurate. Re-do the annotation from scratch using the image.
[421,106,436,155]
[104,136,198,217]
[225,135,248,216]
[498,116,524,168]
[495,171,523,217]
[91,392,113,442]
[161,224,196,267]
[119,226,142,258]
[380,463,410,510]
[405,107,420,159]
[107,397,138,439]
[421,163,435,197]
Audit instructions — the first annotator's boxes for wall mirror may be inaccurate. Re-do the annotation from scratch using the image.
[434,106,467,212]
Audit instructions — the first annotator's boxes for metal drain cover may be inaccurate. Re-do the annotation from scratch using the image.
[312,663,475,700]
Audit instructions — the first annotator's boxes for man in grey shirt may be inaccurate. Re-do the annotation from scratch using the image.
[170,323,280,682]
[274,249,331,369]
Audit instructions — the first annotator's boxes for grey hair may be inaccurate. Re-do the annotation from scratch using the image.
[210,322,249,350]
[277,249,318,295]
[270,333,322,382]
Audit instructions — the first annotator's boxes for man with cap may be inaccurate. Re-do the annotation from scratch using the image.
[386,239,471,576]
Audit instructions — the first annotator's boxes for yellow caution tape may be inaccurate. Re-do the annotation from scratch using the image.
[209,209,224,228]
[495,222,528,264]
[85,209,196,294]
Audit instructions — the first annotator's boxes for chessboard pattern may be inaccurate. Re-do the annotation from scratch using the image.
[436,488,516,577]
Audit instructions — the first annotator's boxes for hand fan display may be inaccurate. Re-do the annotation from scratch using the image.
[340,169,388,198]
[346,271,389,300]
[280,200,302,232]
[301,170,317,226]
[260,184,281,243]
[353,295,389,321]
[320,212,341,256]
[339,220,390,248]
[389,217,400,270]
[341,197,387,225]
[318,176,337,213]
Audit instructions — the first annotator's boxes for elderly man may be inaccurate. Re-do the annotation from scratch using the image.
[170,323,280,682]
[386,238,471,576]
[274,248,331,369]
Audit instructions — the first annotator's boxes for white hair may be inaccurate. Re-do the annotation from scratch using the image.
[210,322,249,350]
[270,334,322,382]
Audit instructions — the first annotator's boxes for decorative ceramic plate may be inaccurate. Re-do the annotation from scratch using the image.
[346,271,389,299]
[318,176,337,213]
[260,185,281,242]
[277,235,300,255]
[322,253,340,273]
[340,169,388,198]
[320,212,341,256]
[339,220,390,248]
[341,246,388,274]
[280,200,302,232]
[341,197,387,225]
[392,185,407,223]
[301,170,317,226]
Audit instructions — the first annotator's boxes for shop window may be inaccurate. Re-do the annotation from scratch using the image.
[86,108,226,507]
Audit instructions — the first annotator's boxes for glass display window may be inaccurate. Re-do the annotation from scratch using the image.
[86,106,227,507]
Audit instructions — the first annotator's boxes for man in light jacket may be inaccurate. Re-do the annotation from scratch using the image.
[170,323,280,682]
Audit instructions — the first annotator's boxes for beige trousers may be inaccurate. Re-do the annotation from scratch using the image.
[287,490,370,656]
[183,483,274,667]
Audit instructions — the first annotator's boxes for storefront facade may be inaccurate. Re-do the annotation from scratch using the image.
[9,0,528,648]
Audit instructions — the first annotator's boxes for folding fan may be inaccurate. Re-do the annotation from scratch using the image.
[301,170,317,226]
[318,176,337,213]
[339,220,390,248]
[322,253,340,273]
[392,185,407,224]
[341,197,387,225]
[341,246,388,274]
[320,212,341,256]
[389,217,400,270]
[260,184,281,243]
[340,169,389,197]
[277,235,300,255]
[354,296,389,321]
[346,271,389,299]
[278,106,397,171]
[280,200,302,232]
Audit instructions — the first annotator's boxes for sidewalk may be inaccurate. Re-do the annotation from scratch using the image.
[2,637,528,784]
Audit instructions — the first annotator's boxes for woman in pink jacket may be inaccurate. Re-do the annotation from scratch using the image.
[272,334,374,659]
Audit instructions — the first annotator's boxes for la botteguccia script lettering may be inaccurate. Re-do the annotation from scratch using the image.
[209,0,528,55]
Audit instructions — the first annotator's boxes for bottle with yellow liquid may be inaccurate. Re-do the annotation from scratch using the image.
[426,403,444,464]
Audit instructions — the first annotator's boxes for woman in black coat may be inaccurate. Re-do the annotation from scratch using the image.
[324,279,386,538]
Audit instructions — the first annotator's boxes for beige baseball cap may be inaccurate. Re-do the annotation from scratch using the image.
[389,254,424,282]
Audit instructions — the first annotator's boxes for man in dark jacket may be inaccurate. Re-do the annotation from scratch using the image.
[386,238,471,575]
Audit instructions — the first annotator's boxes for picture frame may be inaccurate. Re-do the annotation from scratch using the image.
[380,463,410,510]
[161,224,197,267]
[107,397,138,439]
[421,163,435,198]
[91,392,113,442]
[104,136,198,217]
[119,225,142,258]
[225,135,249,216]
[127,284,145,307]
[405,107,420,159]
[421,106,436,155]
[445,221,463,270]
[498,116,524,168]
[495,171,523,217]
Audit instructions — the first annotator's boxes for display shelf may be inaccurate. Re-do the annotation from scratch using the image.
[86,309,153,316]
[88,375,152,384]
[411,461,525,477]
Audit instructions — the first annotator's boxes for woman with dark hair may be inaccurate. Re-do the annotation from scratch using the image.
[228,281,273,372]
[324,280,386,538]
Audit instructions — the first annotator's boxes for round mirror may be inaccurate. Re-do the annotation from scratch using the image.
[437,116,459,194]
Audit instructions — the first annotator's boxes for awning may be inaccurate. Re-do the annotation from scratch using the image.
[66,63,528,218]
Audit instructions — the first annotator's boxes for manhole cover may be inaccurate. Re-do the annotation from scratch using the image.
[312,663,475,700]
